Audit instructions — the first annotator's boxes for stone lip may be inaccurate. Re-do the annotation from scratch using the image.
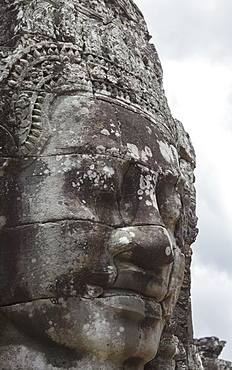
[98,289,162,320]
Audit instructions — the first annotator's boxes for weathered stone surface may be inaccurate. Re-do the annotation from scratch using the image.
[0,0,199,369]
[195,337,232,370]
[195,336,226,359]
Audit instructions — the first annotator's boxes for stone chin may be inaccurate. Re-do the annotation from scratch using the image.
[0,295,165,368]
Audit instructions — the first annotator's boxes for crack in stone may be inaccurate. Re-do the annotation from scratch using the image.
[3,217,166,230]
[0,296,58,309]
[2,217,116,230]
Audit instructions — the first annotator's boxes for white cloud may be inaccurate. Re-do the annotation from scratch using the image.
[135,0,232,62]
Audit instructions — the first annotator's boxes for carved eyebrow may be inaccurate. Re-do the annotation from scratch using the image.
[158,170,182,185]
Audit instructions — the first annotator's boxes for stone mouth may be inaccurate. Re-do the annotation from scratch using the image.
[101,288,142,298]
[0,293,162,321]
[98,289,162,320]
[108,261,169,302]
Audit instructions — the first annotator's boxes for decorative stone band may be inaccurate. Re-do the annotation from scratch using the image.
[0,41,174,156]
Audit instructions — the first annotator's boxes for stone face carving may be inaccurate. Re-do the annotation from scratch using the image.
[0,1,198,369]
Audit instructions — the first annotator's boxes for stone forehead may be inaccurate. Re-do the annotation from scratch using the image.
[34,96,181,177]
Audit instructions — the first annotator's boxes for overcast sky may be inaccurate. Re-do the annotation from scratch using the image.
[134,0,232,361]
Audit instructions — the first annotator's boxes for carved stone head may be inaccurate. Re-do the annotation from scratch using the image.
[0,0,197,368]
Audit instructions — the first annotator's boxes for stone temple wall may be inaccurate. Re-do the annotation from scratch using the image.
[195,337,232,370]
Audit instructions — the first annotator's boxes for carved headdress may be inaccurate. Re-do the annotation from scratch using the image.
[0,0,180,157]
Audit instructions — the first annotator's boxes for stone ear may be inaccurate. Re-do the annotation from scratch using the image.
[0,125,16,155]
[0,125,16,175]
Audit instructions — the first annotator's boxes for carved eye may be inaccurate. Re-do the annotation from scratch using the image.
[156,178,182,229]
[63,157,127,226]
[72,164,119,194]
[119,163,142,223]
[119,163,162,225]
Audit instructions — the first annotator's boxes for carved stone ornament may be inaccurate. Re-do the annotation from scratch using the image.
[0,1,198,369]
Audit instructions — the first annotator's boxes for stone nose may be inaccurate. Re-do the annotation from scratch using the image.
[107,226,174,271]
